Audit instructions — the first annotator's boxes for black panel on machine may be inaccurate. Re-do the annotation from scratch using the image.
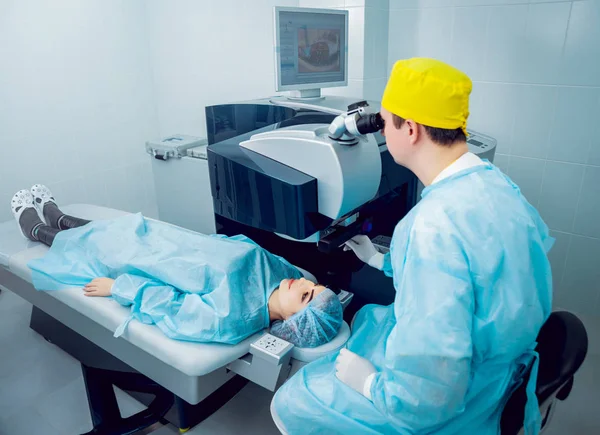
[206,104,338,239]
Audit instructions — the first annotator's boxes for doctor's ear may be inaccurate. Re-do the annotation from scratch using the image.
[405,119,420,144]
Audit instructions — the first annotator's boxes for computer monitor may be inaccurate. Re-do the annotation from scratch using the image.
[274,7,348,99]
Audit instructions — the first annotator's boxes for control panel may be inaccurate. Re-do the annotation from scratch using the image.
[465,129,497,162]
[372,235,392,254]
[338,289,354,309]
[250,333,294,365]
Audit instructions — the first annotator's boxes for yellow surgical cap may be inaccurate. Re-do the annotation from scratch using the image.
[382,58,472,135]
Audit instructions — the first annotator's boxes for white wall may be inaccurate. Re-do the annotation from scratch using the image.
[388,0,600,353]
[0,0,306,223]
[0,0,160,222]
[144,0,299,139]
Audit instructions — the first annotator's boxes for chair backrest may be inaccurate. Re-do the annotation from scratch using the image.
[500,311,588,434]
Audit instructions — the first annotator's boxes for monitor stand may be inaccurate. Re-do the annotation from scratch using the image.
[286,88,325,101]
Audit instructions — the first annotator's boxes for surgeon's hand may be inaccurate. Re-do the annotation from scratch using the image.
[83,277,114,297]
[343,235,385,270]
[335,348,376,400]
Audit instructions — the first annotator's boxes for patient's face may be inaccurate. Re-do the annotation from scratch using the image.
[278,277,327,319]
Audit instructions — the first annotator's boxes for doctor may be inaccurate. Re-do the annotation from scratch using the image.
[272,58,553,434]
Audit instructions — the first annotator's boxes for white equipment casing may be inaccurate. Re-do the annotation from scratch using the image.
[240,124,382,221]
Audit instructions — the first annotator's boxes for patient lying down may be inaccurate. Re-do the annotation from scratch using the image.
[10,185,343,348]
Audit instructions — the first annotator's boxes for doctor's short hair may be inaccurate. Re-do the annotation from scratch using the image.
[392,114,466,147]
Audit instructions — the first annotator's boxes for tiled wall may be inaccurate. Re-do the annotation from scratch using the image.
[388,0,600,351]
[0,0,160,222]
[300,0,390,101]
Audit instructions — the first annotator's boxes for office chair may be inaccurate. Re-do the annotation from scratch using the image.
[500,311,588,434]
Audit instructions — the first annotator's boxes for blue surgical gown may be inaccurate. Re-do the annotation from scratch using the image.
[274,163,553,434]
[28,213,302,344]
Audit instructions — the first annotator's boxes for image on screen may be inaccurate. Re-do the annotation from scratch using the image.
[276,8,347,89]
[297,27,341,74]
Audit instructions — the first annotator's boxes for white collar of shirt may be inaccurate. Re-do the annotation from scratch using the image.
[431,152,486,185]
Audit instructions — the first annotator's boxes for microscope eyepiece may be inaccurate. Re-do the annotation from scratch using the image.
[355,112,384,135]
[328,110,383,142]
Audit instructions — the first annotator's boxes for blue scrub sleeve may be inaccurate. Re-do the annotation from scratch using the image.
[110,274,157,307]
[382,252,393,277]
[111,274,184,335]
[369,233,474,431]
[110,273,248,343]
[111,274,180,337]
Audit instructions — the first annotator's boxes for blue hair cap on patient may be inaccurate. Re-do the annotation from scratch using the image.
[270,288,343,348]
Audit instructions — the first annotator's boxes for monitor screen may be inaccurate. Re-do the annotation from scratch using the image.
[275,8,348,91]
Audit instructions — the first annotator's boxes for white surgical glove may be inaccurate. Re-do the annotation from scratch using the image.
[335,348,377,400]
[343,235,385,270]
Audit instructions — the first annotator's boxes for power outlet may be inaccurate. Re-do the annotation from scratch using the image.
[251,333,294,364]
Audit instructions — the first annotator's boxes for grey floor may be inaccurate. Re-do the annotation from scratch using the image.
[0,289,598,435]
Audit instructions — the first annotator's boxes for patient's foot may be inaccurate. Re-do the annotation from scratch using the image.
[31,184,64,229]
[11,190,44,241]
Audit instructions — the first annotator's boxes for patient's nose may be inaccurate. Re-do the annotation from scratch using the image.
[302,278,314,289]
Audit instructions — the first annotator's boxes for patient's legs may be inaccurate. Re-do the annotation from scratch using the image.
[31,184,90,230]
[11,190,60,246]
[29,217,60,246]
[11,185,91,247]
[41,201,91,230]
